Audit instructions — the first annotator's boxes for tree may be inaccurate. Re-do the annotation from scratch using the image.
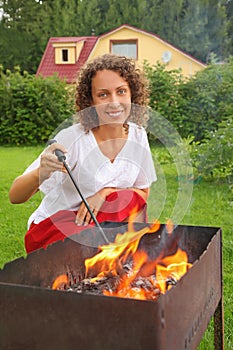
[75,0,104,35]
[225,0,233,55]
[0,0,47,72]
[39,0,81,37]
[0,23,34,71]
[103,0,148,33]
[173,0,228,63]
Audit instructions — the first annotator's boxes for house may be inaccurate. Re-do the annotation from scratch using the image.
[36,24,206,83]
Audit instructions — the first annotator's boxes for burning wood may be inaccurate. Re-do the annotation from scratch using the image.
[52,219,192,301]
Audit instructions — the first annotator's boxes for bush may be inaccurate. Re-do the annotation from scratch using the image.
[145,58,233,142]
[179,57,233,140]
[0,66,75,145]
[190,116,233,196]
[144,61,186,141]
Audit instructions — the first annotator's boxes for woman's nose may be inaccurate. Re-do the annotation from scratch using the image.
[108,93,120,105]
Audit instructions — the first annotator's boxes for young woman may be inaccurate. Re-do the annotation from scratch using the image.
[9,54,157,253]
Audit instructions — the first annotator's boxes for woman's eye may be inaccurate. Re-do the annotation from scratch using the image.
[118,89,127,95]
[98,92,107,98]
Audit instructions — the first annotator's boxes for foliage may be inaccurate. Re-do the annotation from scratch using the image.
[144,61,186,143]
[190,116,233,196]
[145,58,233,196]
[176,0,228,62]
[179,57,233,140]
[145,57,233,141]
[0,66,75,145]
[0,1,45,73]
[0,23,37,73]
[226,0,233,56]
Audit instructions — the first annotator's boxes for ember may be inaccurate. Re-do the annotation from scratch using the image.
[52,219,192,300]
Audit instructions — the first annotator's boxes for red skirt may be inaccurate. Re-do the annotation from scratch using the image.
[25,190,147,253]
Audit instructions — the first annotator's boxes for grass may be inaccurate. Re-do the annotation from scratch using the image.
[0,146,43,263]
[0,145,232,349]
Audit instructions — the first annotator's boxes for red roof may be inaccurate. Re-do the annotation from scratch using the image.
[36,36,98,83]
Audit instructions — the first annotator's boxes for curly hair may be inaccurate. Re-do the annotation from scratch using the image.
[75,54,150,132]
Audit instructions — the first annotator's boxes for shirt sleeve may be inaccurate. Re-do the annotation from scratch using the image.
[23,124,83,195]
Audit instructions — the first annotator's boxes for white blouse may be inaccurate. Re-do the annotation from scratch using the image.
[25,122,157,226]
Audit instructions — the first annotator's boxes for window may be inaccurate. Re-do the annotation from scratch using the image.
[53,43,76,64]
[62,49,68,62]
[111,40,137,59]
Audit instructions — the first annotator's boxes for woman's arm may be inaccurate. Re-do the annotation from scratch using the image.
[9,169,40,204]
[9,143,67,204]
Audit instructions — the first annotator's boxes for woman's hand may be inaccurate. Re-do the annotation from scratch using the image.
[39,143,67,183]
[75,188,112,226]
[74,187,149,226]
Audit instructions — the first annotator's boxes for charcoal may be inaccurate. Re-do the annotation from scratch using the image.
[66,273,120,295]
[166,276,178,287]
[57,258,178,301]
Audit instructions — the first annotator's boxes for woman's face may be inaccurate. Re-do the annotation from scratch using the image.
[91,69,131,125]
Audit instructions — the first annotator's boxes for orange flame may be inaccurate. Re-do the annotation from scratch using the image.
[52,274,68,290]
[52,215,192,301]
[166,219,174,234]
[85,218,191,300]
[85,219,160,278]
[155,248,192,293]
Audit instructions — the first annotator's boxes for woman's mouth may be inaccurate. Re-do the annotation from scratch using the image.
[106,110,124,118]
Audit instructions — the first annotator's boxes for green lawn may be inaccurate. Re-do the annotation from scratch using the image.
[0,146,232,349]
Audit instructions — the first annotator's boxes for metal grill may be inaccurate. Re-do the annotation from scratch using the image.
[0,223,223,350]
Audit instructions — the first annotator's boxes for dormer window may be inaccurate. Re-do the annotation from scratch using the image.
[52,42,83,64]
[110,40,138,59]
[62,49,69,62]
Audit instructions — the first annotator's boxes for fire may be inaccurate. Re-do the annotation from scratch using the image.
[84,219,192,300]
[52,216,192,301]
[51,274,68,290]
[84,219,160,278]
[166,219,174,234]
[155,248,192,294]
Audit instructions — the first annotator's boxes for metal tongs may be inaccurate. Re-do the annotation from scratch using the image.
[48,139,109,244]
